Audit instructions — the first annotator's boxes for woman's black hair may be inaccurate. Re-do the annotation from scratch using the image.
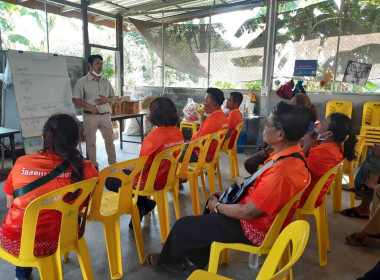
[271,101,310,142]
[41,113,84,182]
[149,97,179,127]
[327,113,357,161]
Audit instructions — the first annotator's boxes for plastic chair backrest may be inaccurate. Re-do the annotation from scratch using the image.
[222,121,244,151]
[19,178,98,261]
[88,157,148,219]
[178,134,210,177]
[256,221,310,280]
[301,162,342,210]
[143,144,185,192]
[325,100,353,118]
[260,190,304,251]
[204,129,228,163]
[362,101,380,127]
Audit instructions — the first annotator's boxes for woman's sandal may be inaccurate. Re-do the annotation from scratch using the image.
[341,207,369,219]
[345,232,367,247]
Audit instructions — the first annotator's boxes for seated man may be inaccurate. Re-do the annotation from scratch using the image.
[146,101,310,273]
[341,144,380,219]
[224,91,243,143]
[184,87,228,163]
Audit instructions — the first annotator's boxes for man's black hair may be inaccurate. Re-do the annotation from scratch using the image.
[206,88,225,105]
[88,55,103,65]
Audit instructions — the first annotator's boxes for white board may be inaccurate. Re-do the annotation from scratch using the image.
[7,50,76,139]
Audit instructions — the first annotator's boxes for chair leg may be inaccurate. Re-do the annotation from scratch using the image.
[76,238,95,280]
[216,162,223,191]
[233,149,239,177]
[220,248,230,264]
[228,152,236,182]
[279,244,292,280]
[205,165,216,195]
[348,168,356,208]
[63,252,69,263]
[314,208,328,266]
[332,167,343,212]
[208,243,227,274]
[38,254,63,280]
[155,191,170,243]
[103,217,123,279]
[171,181,181,220]
[188,175,201,215]
[322,199,330,252]
[131,204,146,264]
[200,172,208,204]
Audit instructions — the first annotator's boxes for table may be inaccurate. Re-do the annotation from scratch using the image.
[0,127,21,166]
[76,113,145,150]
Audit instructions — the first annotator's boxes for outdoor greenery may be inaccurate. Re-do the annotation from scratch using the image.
[0,0,379,92]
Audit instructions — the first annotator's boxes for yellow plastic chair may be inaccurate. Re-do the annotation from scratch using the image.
[325,100,353,118]
[85,157,148,279]
[208,190,305,276]
[188,220,310,280]
[296,162,342,266]
[359,101,380,135]
[353,135,380,167]
[175,134,211,216]
[220,121,244,182]
[331,135,368,211]
[180,121,200,139]
[136,143,185,243]
[204,129,228,195]
[0,178,98,280]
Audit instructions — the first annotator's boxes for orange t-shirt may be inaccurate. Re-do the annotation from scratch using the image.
[299,142,343,208]
[226,108,243,149]
[134,126,184,191]
[191,109,228,162]
[238,144,310,246]
[0,152,98,255]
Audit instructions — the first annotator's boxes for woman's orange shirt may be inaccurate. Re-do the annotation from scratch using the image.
[299,142,343,208]
[0,152,98,255]
[134,126,184,191]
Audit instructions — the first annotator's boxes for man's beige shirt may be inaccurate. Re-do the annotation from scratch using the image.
[73,72,115,113]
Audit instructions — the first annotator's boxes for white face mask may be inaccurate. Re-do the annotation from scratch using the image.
[317,131,331,141]
[91,70,102,77]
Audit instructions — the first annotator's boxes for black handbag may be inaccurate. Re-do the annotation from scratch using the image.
[218,153,308,205]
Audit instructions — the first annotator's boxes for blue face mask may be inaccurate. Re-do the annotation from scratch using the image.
[317,131,331,141]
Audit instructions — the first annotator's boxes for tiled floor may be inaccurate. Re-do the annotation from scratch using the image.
[0,132,378,279]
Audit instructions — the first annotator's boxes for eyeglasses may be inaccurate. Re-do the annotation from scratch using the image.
[264,122,282,130]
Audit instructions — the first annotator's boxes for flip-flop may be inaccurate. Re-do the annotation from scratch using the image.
[341,207,369,219]
[146,253,160,267]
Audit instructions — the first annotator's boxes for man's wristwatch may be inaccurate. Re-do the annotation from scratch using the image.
[214,202,221,214]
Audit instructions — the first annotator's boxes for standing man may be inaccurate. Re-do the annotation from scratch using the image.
[72,54,117,169]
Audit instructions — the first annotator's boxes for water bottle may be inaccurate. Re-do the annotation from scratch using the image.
[248,253,259,269]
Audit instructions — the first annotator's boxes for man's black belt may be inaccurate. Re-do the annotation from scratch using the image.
[83,111,110,115]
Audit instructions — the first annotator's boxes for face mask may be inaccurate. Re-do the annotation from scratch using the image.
[317,131,331,141]
[91,70,102,77]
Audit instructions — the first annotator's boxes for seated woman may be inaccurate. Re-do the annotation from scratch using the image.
[341,144,380,219]
[146,101,310,273]
[345,184,380,247]
[0,113,98,280]
[299,112,356,208]
[244,93,317,175]
[105,97,184,224]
